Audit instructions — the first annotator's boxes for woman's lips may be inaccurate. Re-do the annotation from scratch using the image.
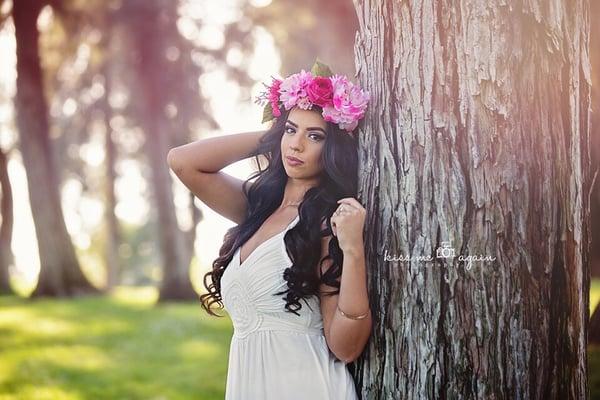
[286,156,304,166]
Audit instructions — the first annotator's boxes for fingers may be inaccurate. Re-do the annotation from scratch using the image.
[337,197,365,212]
[335,198,365,218]
[331,197,365,235]
[333,205,353,217]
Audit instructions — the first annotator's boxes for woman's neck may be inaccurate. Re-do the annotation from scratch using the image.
[281,178,318,207]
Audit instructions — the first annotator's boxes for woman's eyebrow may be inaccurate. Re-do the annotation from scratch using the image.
[286,120,327,134]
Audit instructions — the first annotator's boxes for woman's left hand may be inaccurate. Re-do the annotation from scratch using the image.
[330,197,366,254]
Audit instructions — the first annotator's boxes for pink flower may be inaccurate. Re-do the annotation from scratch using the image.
[268,78,282,117]
[255,68,370,134]
[296,96,313,110]
[279,69,313,110]
[322,74,370,131]
[306,77,333,107]
[255,76,283,117]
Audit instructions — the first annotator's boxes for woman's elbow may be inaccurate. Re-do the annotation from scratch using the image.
[167,148,183,172]
[335,349,362,364]
[332,341,367,364]
[335,329,372,363]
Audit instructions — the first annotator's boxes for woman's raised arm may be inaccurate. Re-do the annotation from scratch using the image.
[167,130,266,224]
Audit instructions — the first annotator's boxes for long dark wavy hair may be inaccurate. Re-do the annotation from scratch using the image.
[199,104,359,317]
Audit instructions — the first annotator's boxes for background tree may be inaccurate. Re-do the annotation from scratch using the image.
[118,0,198,300]
[4,0,276,296]
[0,0,14,295]
[352,0,592,398]
[12,0,98,297]
[0,146,14,294]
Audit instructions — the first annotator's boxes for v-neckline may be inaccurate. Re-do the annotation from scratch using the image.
[238,214,299,267]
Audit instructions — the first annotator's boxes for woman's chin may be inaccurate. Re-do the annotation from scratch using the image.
[285,169,307,179]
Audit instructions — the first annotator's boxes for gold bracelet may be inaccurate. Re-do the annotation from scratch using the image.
[337,304,370,320]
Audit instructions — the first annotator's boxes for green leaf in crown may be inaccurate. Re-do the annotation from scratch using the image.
[262,103,275,123]
[310,57,333,77]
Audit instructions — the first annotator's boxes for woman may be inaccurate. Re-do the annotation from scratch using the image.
[167,62,372,399]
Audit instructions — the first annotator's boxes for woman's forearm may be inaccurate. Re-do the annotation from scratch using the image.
[167,129,266,173]
[329,248,372,363]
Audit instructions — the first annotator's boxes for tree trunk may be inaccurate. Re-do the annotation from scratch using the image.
[0,147,14,294]
[13,0,99,297]
[352,0,592,399]
[124,0,197,301]
[101,59,122,290]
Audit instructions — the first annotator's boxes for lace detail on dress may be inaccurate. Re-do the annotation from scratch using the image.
[223,279,262,339]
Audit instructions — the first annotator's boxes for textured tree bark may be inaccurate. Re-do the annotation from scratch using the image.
[351,0,592,398]
[13,0,99,297]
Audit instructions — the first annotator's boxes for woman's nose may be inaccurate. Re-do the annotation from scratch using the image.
[289,133,304,150]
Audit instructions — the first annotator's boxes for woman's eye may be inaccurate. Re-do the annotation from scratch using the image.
[285,127,323,141]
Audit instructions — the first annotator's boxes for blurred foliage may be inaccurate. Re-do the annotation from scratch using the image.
[247,0,358,78]
[1,0,360,294]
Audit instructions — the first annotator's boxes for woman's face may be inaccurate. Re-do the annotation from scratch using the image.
[280,106,328,179]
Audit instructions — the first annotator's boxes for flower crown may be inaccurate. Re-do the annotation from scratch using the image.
[254,59,370,133]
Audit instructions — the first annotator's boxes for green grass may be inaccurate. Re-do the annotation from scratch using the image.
[1,282,600,399]
[0,286,232,400]
[590,279,600,399]
[592,278,600,316]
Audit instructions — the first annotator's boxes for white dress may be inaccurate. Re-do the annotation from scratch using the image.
[221,214,359,400]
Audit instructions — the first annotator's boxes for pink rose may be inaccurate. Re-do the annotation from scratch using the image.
[306,77,333,108]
